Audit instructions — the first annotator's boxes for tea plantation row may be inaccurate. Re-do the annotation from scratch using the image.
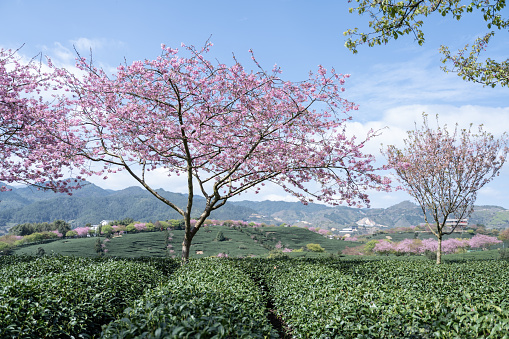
[1,256,509,338]
[242,259,509,338]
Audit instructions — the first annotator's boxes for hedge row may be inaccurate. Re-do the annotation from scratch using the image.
[257,258,509,338]
[0,258,166,338]
[101,258,278,338]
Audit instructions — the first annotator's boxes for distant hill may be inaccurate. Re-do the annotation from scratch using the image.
[0,182,257,233]
[1,181,508,234]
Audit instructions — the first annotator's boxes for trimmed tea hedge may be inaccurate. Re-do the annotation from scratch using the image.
[0,259,166,338]
[259,259,509,338]
[101,259,278,338]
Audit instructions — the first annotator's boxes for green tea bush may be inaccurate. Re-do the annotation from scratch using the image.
[260,259,509,338]
[101,259,278,338]
[0,255,97,282]
[306,243,325,252]
[0,260,165,338]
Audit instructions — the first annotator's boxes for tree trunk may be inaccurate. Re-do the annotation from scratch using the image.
[181,233,193,265]
[436,235,442,264]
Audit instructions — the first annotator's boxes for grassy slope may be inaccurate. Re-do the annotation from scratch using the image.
[13,227,503,260]
[13,226,359,258]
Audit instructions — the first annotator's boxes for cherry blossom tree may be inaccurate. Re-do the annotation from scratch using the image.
[469,234,502,250]
[395,238,421,254]
[373,239,395,255]
[0,47,80,193]
[385,114,508,263]
[52,42,391,262]
[442,238,469,254]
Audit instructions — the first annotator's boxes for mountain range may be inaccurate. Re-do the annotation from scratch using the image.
[1,181,509,235]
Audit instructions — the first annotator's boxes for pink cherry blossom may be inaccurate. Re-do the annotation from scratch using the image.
[385,114,508,263]
[373,240,395,254]
[0,48,83,193]
[469,234,502,250]
[74,227,90,237]
[134,223,147,231]
[48,42,391,261]
[50,230,63,238]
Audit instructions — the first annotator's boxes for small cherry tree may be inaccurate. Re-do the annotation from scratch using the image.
[0,47,79,193]
[385,114,508,264]
[53,42,391,262]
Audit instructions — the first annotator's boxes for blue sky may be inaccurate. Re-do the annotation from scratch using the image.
[2,0,508,208]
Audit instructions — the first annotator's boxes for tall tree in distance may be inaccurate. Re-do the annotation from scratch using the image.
[344,0,509,88]
[0,47,80,194]
[384,114,508,263]
[53,42,391,262]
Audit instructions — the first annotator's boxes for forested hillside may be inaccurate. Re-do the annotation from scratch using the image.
[1,182,508,234]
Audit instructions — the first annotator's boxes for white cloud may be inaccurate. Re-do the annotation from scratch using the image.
[383,105,509,136]
[71,38,105,51]
[348,50,507,120]
[43,42,75,65]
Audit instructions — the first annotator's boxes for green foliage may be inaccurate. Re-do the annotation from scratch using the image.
[13,225,366,258]
[65,230,78,237]
[258,258,509,338]
[1,256,509,338]
[109,217,134,226]
[0,258,165,338]
[168,219,185,230]
[363,239,379,254]
[267,249,289,259]
[101,259,278,338]
[345,0,509,88]
[8,220,71,236]
[158,220,169,229]
[95,238,103,255]
[22,231,59,244]
[425,250,438,261]
[215,230,227,242]
[306,243,325,252]
[0,241,10,251]
[101,224,114,235]
[125,223,135,232]
[145,222,155,231]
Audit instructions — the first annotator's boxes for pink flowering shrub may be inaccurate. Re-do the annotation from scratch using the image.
[370,237,471,256]
[275,241,282,249]
[418,238,438,253]
[134,223,147,232]
[395,238,421,254]
[442,238,469,254]
[469,234,502,250]
[50,230,63,238]
[344,236,358,242]
[342,245,365,255]
[0,235,24,246]
[373,240,395,255]
[74,227,90,237]
[282,248,293,253]
[318,229,329,235]
[217,253,228,258]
